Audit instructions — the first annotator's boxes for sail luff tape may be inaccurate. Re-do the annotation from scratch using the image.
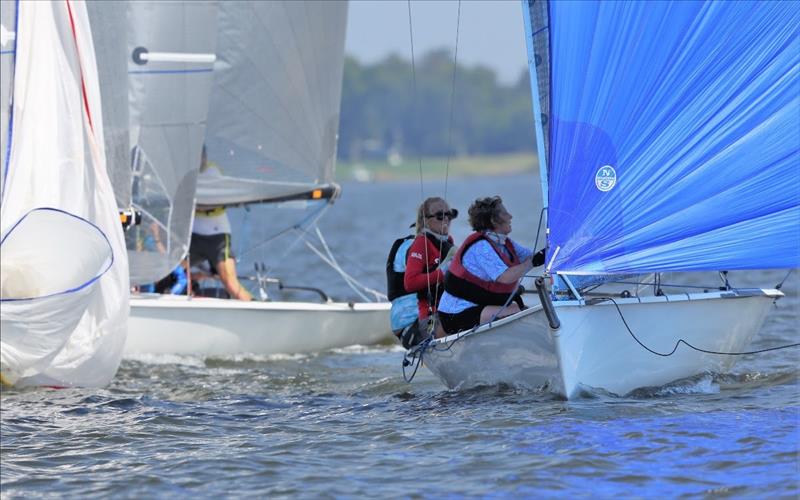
[545,245,560,273]
[132,47,216,65]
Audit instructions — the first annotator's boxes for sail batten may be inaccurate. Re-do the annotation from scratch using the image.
[524,0,800,274]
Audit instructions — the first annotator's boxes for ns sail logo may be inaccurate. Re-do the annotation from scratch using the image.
[595,165,617,192]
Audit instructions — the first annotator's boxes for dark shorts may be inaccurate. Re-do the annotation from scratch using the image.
[189,233,234,271]
[439,306,483,335]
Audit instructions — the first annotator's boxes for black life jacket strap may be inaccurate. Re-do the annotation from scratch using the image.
[444,271,524,306]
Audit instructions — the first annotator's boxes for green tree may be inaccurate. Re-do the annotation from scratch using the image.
[338,50,535,161]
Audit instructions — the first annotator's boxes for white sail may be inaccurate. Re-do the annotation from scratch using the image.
[86,0,131,209]
[0,0,129,387]
[199,0,347,208]
[126,1,218,285]
[124,0,394,358]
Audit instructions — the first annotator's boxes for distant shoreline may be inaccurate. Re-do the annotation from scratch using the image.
[336,152,539,182]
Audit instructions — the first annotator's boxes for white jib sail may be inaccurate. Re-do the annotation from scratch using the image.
[0,1,129,387]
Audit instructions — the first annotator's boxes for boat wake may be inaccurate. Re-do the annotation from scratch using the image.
[620,369,798,399]
[628,373,721,398]
[122,353,207,367]
[330,344,403,355]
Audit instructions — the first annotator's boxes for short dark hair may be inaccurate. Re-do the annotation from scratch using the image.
[468,196,503,231]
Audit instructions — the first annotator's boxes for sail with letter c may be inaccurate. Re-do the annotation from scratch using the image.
[523,0,800,275]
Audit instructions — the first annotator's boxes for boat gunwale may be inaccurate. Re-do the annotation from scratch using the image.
[129,294,391,312]
[422,288,783,349]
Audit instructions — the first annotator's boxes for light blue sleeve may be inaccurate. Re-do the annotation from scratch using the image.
[462,240,508,282]
[512,240,533,261]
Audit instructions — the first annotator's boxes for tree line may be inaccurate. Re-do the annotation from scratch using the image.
[338,49,536,162]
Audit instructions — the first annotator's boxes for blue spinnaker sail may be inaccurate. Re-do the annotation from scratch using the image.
[525,0,800,274]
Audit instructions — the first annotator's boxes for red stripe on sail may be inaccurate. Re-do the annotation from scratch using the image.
[64,0,94,132]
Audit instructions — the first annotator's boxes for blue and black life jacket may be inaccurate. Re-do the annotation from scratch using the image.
[386,235,414,301]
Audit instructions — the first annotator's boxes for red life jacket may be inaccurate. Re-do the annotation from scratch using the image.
[444,232,523,306]
[405,232,454,318]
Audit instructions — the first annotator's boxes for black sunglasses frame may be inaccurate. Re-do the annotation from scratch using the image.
[426,209,458,221]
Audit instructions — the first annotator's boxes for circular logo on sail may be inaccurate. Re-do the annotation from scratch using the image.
[595,165,617,192]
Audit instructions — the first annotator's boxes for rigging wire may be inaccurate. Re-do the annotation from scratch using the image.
[442,0,461,201]
[776,269,793,290]
[405,0,463,341]
[305,225,386,302]
[603,297,800,357]
[405,0,433,322]
[239,200,332,260]
[430,0,462,310]
[232,201,387,302]
[406,0,424,204]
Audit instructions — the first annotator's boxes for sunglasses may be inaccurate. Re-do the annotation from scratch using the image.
[426,209,458,221]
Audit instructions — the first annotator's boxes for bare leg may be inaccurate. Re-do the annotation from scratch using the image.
[433,321,448,339]
[479,303,521,324]
[216,258,253,301]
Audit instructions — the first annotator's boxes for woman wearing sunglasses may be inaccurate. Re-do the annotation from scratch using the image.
[437,195,545,335]
[403,197,458,338]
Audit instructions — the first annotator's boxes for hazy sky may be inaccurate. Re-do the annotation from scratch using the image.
[345,0,528,85]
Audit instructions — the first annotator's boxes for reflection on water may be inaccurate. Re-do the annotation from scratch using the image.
[2,175,798,497]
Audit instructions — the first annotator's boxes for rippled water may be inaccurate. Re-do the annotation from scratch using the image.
[2,174,799,497]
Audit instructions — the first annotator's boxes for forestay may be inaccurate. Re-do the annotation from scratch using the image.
[0,1,128,387]
[199,0,347,211]
[525,1,800,275]
[126,1,217,285]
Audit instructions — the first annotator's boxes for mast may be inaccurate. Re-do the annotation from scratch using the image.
[521,0,550,213]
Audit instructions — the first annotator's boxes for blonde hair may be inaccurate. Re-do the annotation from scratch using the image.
[415,197,447,234]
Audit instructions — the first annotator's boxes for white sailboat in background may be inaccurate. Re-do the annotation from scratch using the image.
[0,0,129,387]
[416,0,799,398]
[124,0,392,357]
[122,0,217,291]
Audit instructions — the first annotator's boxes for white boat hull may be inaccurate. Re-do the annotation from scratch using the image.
[422,289,782,399]
[125,295,393,356]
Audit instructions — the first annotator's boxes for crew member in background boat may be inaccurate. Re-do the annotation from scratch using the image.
[438,196,545,335]
[403,197,457,342]
[189,146,253,301]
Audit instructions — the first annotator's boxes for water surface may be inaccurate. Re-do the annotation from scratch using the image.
[2,174,798,497]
